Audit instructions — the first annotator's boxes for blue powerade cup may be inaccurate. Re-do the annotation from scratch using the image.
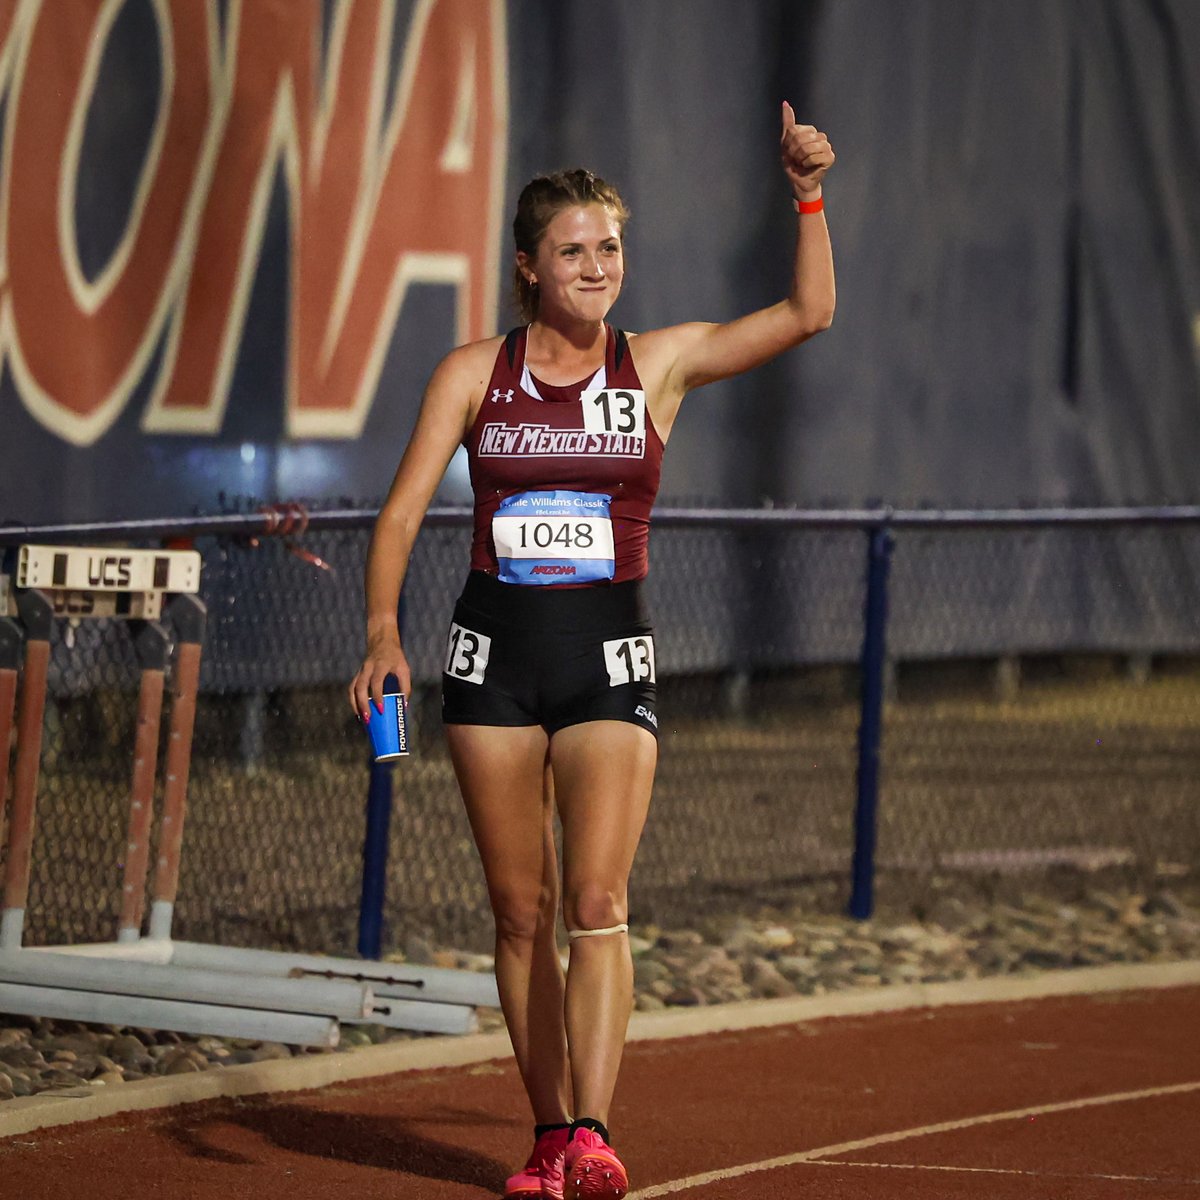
[366,673,410,761]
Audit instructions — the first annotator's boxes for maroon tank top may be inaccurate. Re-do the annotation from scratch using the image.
[466,325,665,583]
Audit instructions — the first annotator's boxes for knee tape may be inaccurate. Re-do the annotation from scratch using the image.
[567,923,629,941]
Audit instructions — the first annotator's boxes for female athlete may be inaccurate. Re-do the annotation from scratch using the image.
[350,102,834,1199]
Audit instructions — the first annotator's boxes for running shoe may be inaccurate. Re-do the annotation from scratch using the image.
[562,1128,628,1199]
[504,1125,569,1200]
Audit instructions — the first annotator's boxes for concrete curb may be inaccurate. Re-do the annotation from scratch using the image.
[2,959,1198,1141]
[623,958,1200,1040]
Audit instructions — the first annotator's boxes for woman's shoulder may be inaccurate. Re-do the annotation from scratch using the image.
[425,333,509,391]
[442,333,508,371]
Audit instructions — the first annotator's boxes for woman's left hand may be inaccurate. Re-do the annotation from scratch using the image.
[781,101,834,196]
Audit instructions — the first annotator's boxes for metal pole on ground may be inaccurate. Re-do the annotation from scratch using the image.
[148,594,206,941]
[118,622,170,943]
[849,525,894,921]
[358,760,393,960]
[0,617,22,836]
[1,590,53,948]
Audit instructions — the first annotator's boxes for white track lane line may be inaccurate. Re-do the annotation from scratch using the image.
[629,1079,1200,1198]
[814,1160,1200,1186]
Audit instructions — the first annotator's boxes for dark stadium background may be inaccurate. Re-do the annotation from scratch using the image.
[2,0,1197,524]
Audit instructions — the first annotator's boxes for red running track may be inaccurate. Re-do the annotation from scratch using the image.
[2,985,1198,1200]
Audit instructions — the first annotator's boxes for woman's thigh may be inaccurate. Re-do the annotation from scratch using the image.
[446,723,554,920]
[550,720,657,924]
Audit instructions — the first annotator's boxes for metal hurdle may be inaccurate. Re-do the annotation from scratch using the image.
[0,544,497,1046]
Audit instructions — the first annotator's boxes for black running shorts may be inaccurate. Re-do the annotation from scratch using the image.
[441,572,659,738]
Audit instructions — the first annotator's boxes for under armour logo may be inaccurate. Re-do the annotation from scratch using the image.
[490,388,514,403]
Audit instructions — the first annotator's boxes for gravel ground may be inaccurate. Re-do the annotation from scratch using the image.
[2,877,1198,1103]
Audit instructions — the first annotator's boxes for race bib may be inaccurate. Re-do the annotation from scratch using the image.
[581,388,646,439]
[444,622,490,684]
[492,490,615,585]
[603,634,656,686]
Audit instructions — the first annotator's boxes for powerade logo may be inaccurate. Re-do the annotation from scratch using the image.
[394,701,409,753]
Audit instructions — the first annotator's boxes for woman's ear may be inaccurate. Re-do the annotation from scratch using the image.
[515,250,536,285]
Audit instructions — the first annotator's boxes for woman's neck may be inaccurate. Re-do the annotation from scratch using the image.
[525,317,606,382]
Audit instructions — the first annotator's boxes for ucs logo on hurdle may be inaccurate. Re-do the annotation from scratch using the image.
[3,544,201,619]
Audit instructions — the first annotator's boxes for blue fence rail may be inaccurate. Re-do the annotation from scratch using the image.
[3,504,1200,947]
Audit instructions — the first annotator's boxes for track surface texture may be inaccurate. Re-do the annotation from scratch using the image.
[2,985,1198,1199]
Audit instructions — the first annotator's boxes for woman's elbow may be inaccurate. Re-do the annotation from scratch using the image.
[791,302,835,341]
[808,306,835,335]
[372,501,418,546]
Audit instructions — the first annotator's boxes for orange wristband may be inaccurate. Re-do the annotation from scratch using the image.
[793,195,824,215]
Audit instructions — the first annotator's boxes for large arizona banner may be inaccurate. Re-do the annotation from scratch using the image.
[0,0,505,474]
[0,1,1197,523]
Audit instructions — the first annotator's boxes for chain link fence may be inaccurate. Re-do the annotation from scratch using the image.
[3,511,1198,955]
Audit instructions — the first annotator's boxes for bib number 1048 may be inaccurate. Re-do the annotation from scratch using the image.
[517,521,595,550]
[603,635,656,687]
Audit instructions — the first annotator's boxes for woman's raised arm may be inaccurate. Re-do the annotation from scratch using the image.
[639,102,835,413]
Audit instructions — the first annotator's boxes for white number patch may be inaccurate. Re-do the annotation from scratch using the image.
[603,635,656,687]
[444,623,491,685]
[581,388,646,439]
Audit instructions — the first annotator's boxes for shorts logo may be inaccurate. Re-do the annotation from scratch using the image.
[530,564,577,576]
[635,704,658,728]
[490,388,514,403]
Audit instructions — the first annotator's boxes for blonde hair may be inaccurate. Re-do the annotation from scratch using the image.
[512,168,631,322]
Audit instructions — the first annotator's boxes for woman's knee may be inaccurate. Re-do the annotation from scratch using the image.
[562,881,627,933]
[490,878,558,941]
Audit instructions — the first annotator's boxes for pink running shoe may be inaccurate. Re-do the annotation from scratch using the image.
[562,1128,628,1200]
[504,1125,569,1200]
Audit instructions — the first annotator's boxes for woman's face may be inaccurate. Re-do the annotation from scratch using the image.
[519,203,624,324]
